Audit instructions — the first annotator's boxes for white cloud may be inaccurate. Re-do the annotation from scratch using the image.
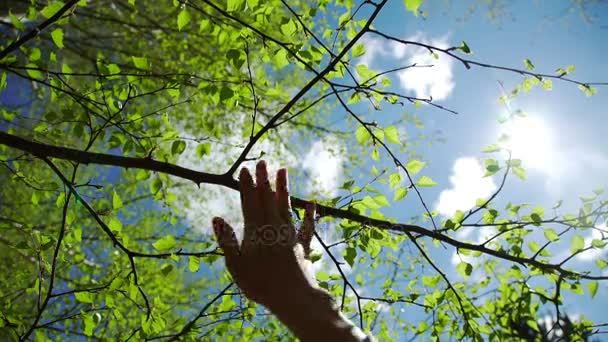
[394,33,455,101]
[358,36,390,68]
[357,33,456,101]
[302,135,345,198]
[436,157,497,218]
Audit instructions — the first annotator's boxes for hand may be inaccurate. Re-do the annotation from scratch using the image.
[211,160,318,312]
[212,160,371,341]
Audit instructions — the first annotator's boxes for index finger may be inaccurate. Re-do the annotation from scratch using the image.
[239,167,260,241]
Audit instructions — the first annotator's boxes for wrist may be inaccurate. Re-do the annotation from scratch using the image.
[268,285,366,342]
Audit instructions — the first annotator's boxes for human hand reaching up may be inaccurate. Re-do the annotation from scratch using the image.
[212,160,372,342]
[211,160,318,312]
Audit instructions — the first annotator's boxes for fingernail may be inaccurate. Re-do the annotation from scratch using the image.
[256,160,268,185]
[239,167,252,183]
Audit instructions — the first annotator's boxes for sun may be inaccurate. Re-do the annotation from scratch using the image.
[503,115,554,170]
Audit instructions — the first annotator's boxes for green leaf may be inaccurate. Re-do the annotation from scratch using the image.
[56,193,66,208]
[150,178,163,195]
[587,281,598,299]
[177,9,191,31]
[389,172,402,189]
[422,275,440,287]
[404,0,423,16]
[371,148,379,161]
[481,144,500,153]
[542,79,553,91]
[171,140,186,155]
[9,11,25,31]
[591,239,607,248]
[75,291,94,304]
[227,0,245,12]
[460,41,471,54]
[457,261,473,278]
[343,247,357,267]
[0,72,7,92]
[26,63,44,79]
[361,196,380,210]
[280,20,297,36]
[132,56,149,70]
[41,1,65,18]
[50,28,64,48]
[112,191,123,210]
[136,169,150,181]
[484,158,500,176]
[578,84,597,97]
[405,159,425,176]
[373,195,390,207]
[570,234,585,253]
[161,264,174,276]
[527,241,540,253]
[355,126,371,144]
[273,49,289,69]
[196,143,211,159]
[512,166,526,180]
[523,58,535,71]
[352,43,366,58]
[416,176,437,187]
[316,270,329,282]
[394,187,408,201]
[109,217,122,233]
[153,235,176,251]
[384,125,400,144]
[544,229,559,242]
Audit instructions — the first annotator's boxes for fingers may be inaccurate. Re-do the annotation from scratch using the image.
[298,201,316,258]
[275,168,292,223]
[255,160,279,222]
[239,167,259,242]
[212,217,240,270]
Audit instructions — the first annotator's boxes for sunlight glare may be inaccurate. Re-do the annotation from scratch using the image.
[504,115,554,170]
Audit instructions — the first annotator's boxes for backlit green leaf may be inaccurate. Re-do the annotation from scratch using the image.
[177,9,191,31]
[587,281,598,299]
[41,1,65,18]
[112,191,123,209]
[405,159,425,176]
[416,176,437,187]
[544,229,559,242]
[51,28,64,48]
[394,187,408,201]
[356,126,371,144]
[75,292,94,304]
[384,125,400,144]
[457,261,473,278]
[151,178,163,195]
[570,234,585,253]
[404,0,423,16]
[153,235,176,251]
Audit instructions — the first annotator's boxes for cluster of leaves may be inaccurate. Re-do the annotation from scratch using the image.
[0,0,606,341]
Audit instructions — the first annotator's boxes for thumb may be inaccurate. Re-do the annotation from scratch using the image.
[212,217,240,267]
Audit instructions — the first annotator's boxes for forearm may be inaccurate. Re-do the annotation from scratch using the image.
[269,286,371,342]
